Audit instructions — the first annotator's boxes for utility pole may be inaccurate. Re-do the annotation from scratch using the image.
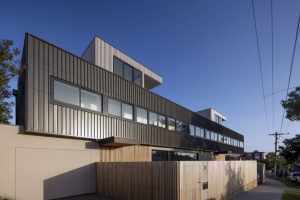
[269,132,289,178]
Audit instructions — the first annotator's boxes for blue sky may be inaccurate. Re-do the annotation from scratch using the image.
[1,0,300,152]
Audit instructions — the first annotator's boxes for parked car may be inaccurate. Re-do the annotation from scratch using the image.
[287,172,300,182]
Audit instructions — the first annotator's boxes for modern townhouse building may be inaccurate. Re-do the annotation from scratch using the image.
[16,33,244,162]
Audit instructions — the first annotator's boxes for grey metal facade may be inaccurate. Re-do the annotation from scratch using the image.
[18,33,244,153]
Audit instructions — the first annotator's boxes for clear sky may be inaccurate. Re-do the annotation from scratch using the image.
[1,0,299,152]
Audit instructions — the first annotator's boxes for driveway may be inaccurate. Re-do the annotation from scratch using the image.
[231,178,286,200]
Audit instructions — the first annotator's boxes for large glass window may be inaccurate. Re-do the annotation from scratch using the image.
[195,126,201,137]
[200,128,205,138]
[108,98,121,117]
[149,111,158,126]
[113,57,123,77]
[168,117,176,131]
[215,133,219,141]
[158,115,166,128]
[176,121,183,132]
[189,125,195,135]
[205,130,211,140]
[134,69,142,86]
[219,134,224,143]
[122,103,133,120]
[81,89,101,112]
[124,63,133,81]
[54,80,80,106]
[113,57,143,86]
[170,151,198,161]
[211,132,215,141]
[136,107,148,124]
[152,150,168,161]
[182,122,189,133]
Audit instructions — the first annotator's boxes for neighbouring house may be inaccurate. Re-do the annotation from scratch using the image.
[243,150,266,161]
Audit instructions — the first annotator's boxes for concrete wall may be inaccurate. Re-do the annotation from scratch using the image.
[0,124,100,200]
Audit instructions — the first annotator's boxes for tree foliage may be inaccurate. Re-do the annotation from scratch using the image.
[0,39,20,124]
[281,87,300,121]
[279,135,300,164]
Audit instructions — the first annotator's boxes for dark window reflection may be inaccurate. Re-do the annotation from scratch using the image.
[152,150,168,161]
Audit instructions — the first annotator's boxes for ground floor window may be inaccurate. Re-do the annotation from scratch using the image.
[152,150,199,161]
[152,150,169,161]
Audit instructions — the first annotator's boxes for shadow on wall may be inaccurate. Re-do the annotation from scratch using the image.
[221,162,244,199]
[44,164,96,200]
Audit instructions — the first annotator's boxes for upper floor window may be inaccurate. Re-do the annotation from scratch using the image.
[108,98,121,117]
[134,69,142,86]
[122,102,133,120]
[54,80,80,106]
[189,125,195,135]
[168,117,176,131]
[113,57,142,86]
[149,111,158,126]
[81,89,101,112]
[136,107,148,124]
[205,130,211,140]
[113,57,123,77]
[124,63,133,81]
[158,115,166,128]
[195,126,201,137]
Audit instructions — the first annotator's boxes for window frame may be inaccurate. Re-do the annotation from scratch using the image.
[167,117,176,131]
[51,77,103,114]
[136,106,148,124]
[113,56,143,86]
[81,89,102,112]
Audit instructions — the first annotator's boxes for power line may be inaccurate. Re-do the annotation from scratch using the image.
[263,86,299,98]
[251,0,270,133]
[279,15,300,134]
[271,0,275,133]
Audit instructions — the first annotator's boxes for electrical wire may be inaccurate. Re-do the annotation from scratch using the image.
[279,15,300,134]
[271,0,275,133]
[251,0,270,133]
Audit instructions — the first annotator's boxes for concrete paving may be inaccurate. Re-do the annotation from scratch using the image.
[231,178,286,200]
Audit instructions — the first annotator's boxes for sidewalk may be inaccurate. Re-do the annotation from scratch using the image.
[231,178,286,200]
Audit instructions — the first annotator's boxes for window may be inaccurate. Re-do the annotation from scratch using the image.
[182,122,189,133]
[168,117,176,131]
[54,80,79,106]
[149,111,158,126]
[215,133,219,141]
[189,125,195,135]
[205,130,211,139]
[124,63,133,81]
[136,107,148,124]
[152,150,168,161]
[134,69,142,86]
[200,128,205,138]
[176,121,183,132]
[211,132,215,141]
[158,115,166,128]
[108,98,121,117]
[113,57,143,86]
[81,89,101,112]
[122,103,133,120]
[113,57,123,77]
[195,126,201,137]
[170,151,198,161]
[219,134,224,143]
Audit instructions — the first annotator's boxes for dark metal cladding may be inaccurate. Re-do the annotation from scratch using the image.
[17,33,244,153]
